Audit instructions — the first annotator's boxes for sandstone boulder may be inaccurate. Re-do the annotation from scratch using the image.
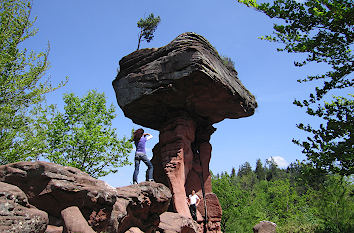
[113,32,257,130]
[0,161,117,232]
[253,221,277,233]
[0,182,48,233]
[45,225,63,233]
[0,162,173,233]
[125,227,144,233]
[61,206,95,233]
[108,181,172,233]
[157,212,200,233]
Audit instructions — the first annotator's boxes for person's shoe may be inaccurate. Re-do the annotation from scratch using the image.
[148,179,154,182]
[133,181,138,185]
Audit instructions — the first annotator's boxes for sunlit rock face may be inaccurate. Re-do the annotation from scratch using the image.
[0,161,116,232]
[113,32,257,232]
[0,162,172,233]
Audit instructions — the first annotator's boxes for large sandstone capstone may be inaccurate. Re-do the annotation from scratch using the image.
[113,32,257,232]
[113,32,257,130]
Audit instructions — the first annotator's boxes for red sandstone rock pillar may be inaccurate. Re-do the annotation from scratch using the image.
[152,118,222,232]
[152,116,196,218]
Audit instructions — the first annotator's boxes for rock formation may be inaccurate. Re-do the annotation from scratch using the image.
[0,161,173,233]
[0,161,116,232]
[158,212,200,233]
[253,221,277,233]
[61,206,95,233]
[110,181,172,233]
[0,182,48,233]
[113,32,257,232]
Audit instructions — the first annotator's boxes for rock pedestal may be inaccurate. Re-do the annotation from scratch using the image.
[113,32,257,232]
[151,116,221,231]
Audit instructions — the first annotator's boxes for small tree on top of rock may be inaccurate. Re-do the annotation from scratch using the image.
[137,13,161,50]
[221,55,236,71]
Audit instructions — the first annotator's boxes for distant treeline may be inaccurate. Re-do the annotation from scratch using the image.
[212,158,353,233]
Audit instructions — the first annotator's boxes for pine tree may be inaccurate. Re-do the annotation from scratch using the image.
[136,13,161,50]
[255,158,266,180]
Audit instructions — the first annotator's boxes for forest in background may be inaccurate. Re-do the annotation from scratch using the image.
[1,1,352,232]
[212,158,353,233]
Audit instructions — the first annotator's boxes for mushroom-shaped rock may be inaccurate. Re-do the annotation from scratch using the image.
[113,32,257,233]
[113,32,257,130]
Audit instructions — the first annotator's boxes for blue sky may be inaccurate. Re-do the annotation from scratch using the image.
[26,0,325,187]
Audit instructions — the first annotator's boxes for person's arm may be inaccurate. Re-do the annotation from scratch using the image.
[196,195,201,206]
[144,133,153,140]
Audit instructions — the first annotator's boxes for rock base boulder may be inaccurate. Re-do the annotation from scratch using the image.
[157,212,200,233]
[0,182,48,233]
[61,206,95,233]
[253,221,277,233]
[0,162,172,233]
[0,161,116,232]
[108,181,172,233]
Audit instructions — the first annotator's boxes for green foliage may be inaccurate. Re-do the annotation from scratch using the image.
[311,175,354,233]
[293,95,353,176]
[137,13,161,50]
[237,161,252,177]
[212,173,240,232]
[0,0,66,164]
[237,0,353,176]
[220,55,235,71]
[255,158,266,180]
[212,159,353,232]
[43,90,133,178]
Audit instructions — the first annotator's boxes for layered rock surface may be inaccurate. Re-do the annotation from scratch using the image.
[0,182,48,233]
[113,32,257,130]
[113,32,257,232]
[157,212,200,233]
[0,161,116,232]
[0,162,176,233]
[110,182,172,233]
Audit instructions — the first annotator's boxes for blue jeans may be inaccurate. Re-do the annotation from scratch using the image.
[133,152,153,183]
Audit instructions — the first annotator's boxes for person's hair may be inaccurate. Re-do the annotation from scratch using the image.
[133,128,144,143]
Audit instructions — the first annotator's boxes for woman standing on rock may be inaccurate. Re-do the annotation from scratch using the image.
[132,128,154,184]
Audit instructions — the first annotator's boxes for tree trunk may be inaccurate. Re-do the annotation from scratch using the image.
[137,33,142,50]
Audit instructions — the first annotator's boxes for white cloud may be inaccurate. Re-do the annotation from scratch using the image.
[268,156,289,168]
